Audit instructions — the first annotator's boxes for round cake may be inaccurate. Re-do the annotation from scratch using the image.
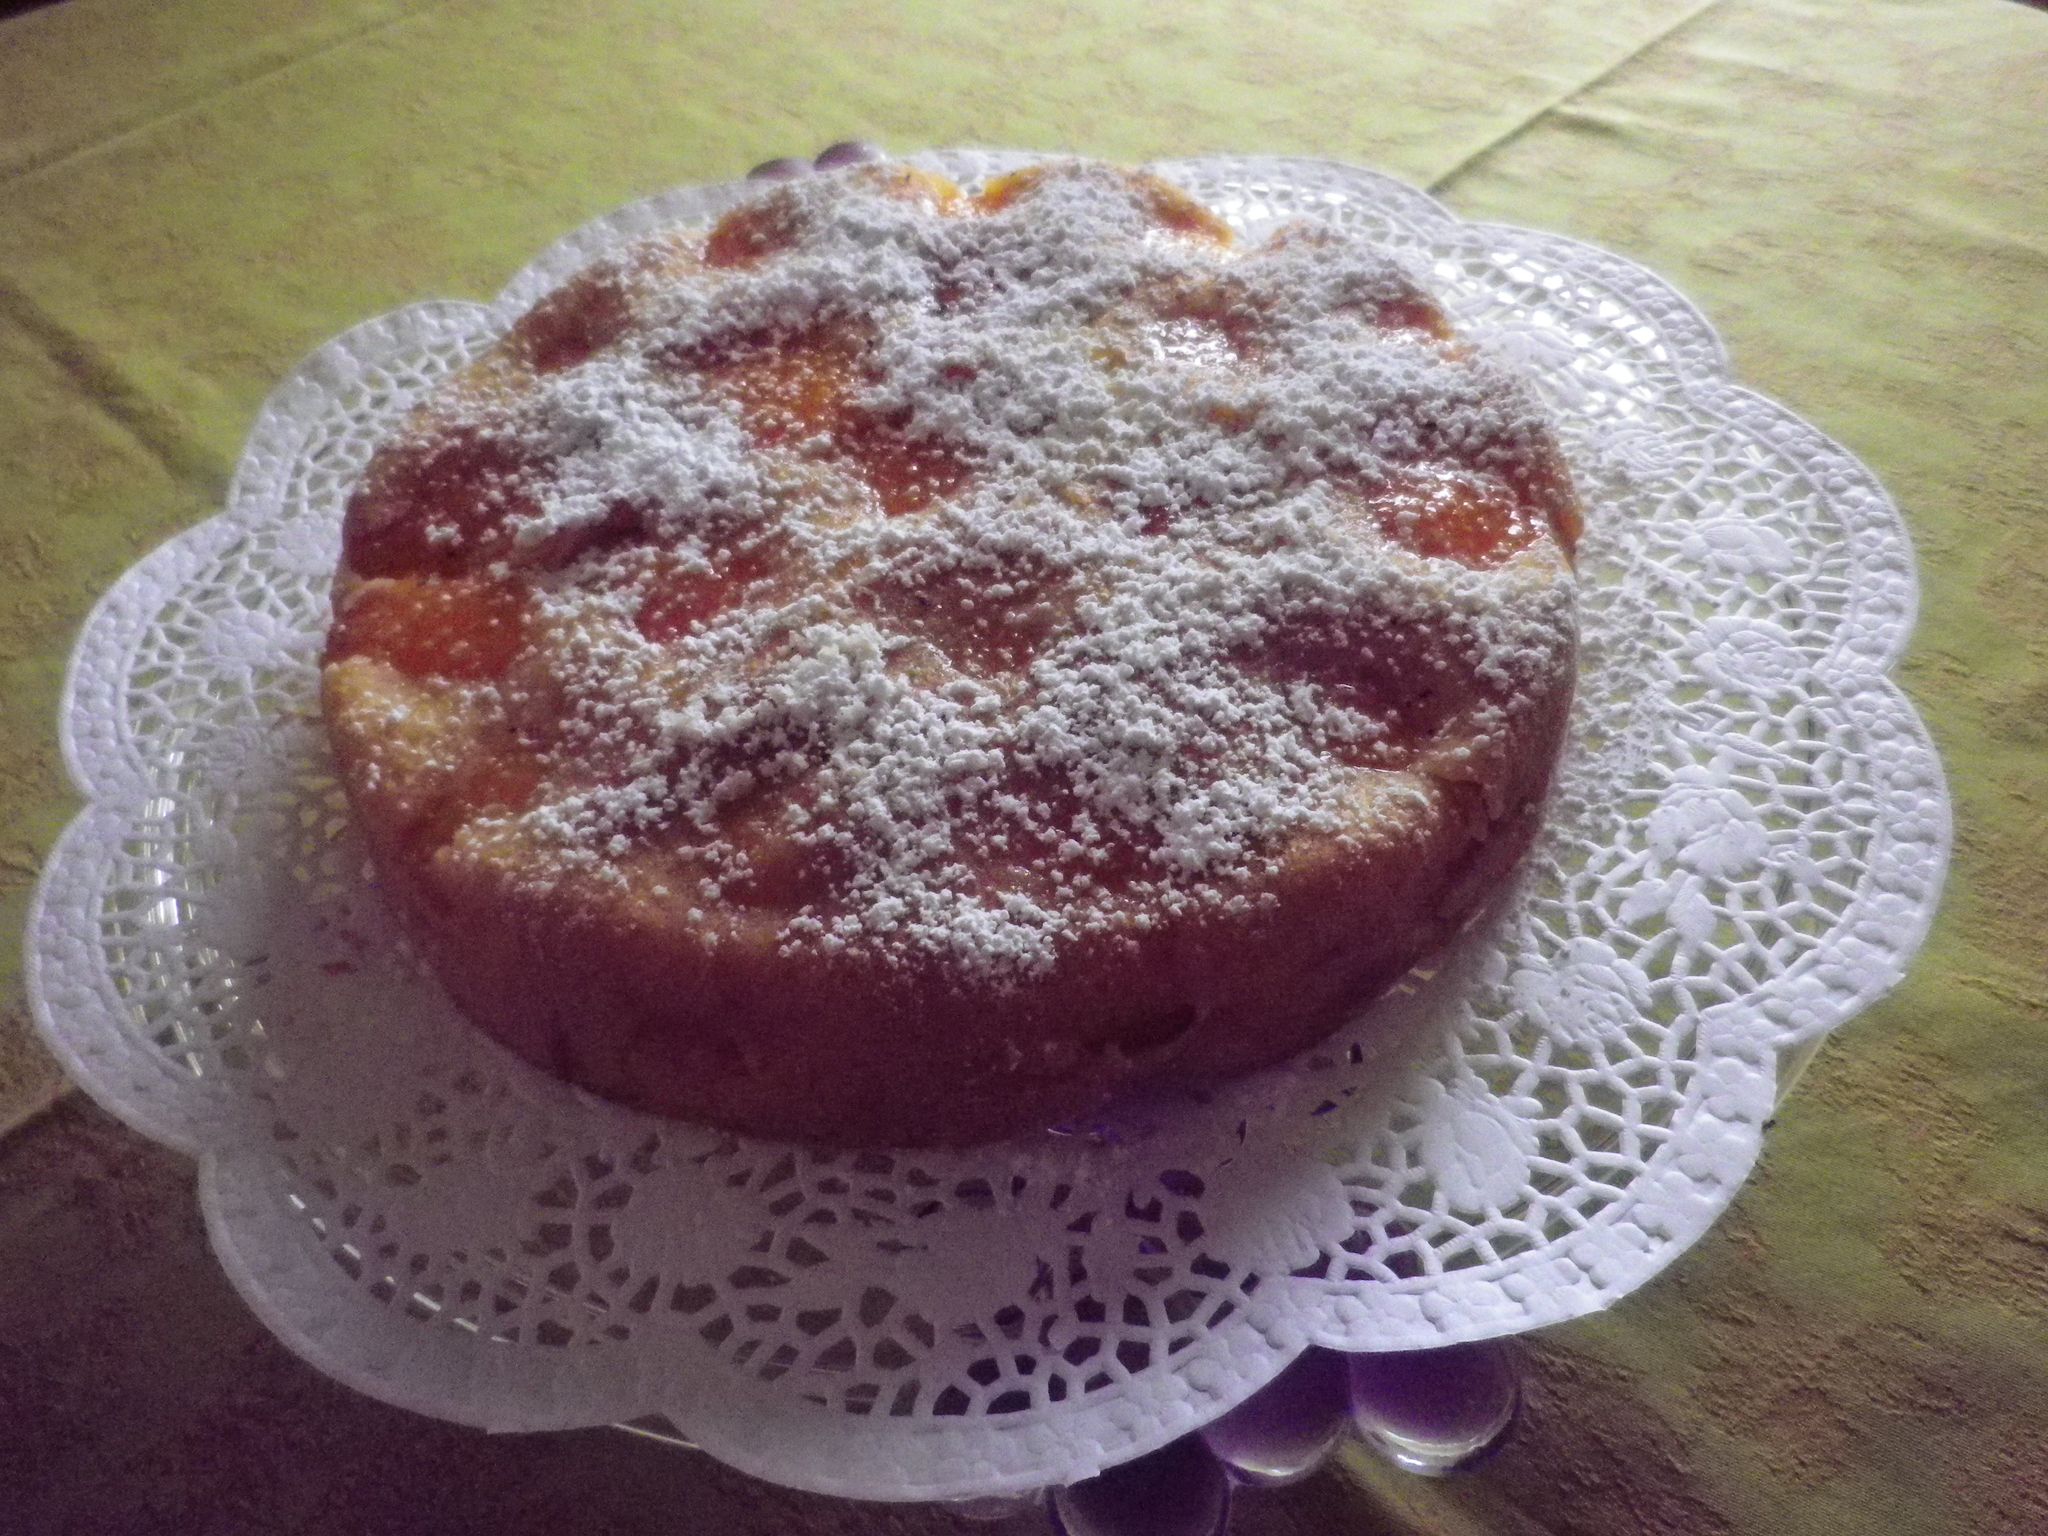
[321,159,1581,1146]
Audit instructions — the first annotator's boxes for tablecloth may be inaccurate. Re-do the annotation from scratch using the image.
[2,1,2043,1530]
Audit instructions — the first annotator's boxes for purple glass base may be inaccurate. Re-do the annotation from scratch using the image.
[1051,1438,1230,1536]
[1199,1348,1351,1486]
[748,141,888,183]
[1347,1340,1521,1477]
[1035,1340,1520,1533]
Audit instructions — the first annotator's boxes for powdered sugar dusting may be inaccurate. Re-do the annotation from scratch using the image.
[349,162,1577,980]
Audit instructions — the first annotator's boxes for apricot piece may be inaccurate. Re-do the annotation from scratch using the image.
[508,266,635,373]
[704,186,809,269]
[981,165,1230,244]
[329,577,528,681]
[1367,469,1542,569]
[700,328,860,445]
[635,546,780,643]
[342,427,538,578]
[692,326,968,515]
[840,414,972,516]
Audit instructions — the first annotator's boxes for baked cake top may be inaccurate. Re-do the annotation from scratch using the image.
[328,161,1579,982]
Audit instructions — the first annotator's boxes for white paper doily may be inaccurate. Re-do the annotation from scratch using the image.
[26,152,1950,1501]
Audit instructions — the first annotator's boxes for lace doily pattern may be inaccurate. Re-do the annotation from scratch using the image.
[27,153,1948,1500]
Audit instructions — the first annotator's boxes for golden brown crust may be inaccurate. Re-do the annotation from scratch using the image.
[332,736,1560,1146]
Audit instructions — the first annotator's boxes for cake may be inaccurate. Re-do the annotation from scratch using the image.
[321,159,1581,1146]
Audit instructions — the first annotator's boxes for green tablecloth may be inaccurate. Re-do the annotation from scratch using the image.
[3,1,2044,1530]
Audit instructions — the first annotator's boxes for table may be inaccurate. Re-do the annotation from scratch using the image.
[3,1,2044,1530]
